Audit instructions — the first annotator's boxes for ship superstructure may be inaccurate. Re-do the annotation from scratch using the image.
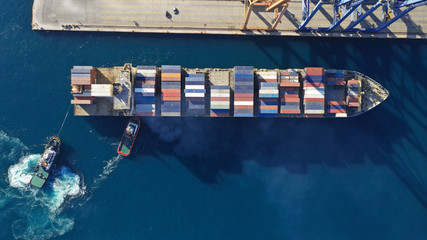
[70,65,388,118]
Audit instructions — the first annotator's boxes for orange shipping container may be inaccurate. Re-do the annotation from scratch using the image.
[304,98,324,103]
[304,82,325,87]
[162,93,181,97]
[328,109,346,113]
[161,73,181,78]
[283,97,300,102]
[161,77,181,81]
[328,101,346,105]
[162,96,181,101]
[162,89,181,93]
[304,67,324,75]
[259,105,278,110]
[280,109,301,114]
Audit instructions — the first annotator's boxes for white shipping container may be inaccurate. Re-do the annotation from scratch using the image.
[335,113,348,117]
[210,93,230,97]
[185,93,205,97]
[305,110,325,114]
[234,101,254,106]
[135,88,155,93]
[185,85,205,89]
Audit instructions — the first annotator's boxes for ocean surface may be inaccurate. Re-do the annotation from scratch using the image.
[1,2,427,240]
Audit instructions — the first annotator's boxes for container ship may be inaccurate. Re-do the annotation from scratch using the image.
[70,64,388,118]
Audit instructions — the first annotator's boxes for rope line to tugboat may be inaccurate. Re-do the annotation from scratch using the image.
[57,104,72,136]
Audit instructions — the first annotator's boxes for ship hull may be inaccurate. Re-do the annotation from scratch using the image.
[30,136,61,188]
[117,117,141,156]
[70,65,389,118]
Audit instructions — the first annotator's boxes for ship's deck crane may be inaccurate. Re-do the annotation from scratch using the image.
[297,0,427,32]
[241,0,291,30]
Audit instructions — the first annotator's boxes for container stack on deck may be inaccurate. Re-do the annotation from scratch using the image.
[161,65,181,116]
[234,66,254,117]
[134,66,156,116]
[303,67,325,115]
[279,70,301,115]
[184,73,206,116]
[326,69,346,86]
[210,85,231,117]
[257,71,279,117]
[70,66,96,105]
[347,79,360,108]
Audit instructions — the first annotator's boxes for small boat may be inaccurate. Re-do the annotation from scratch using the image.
[30,136,61,188]
[117,116,140,156]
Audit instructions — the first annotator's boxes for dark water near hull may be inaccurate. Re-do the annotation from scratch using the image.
[1,2,427,240]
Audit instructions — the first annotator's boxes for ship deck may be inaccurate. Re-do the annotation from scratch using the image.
[33,0,426,39]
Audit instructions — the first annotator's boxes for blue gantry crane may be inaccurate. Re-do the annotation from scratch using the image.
[297,0,427,32]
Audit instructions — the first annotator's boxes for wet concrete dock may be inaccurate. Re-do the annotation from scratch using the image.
[33,0,426,39]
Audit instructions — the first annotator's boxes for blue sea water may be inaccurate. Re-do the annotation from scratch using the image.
[1,2,427,240]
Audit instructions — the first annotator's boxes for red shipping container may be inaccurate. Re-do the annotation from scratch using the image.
[162,93,181,97]
[328,101,346,105]
[280,109,301,114]
[282,94,299,99]
[327,77,335,82]
[75,96,95,100]
[211,97,230,101]
[162,89,180,93]
[234,93,254,98]
[280,87,299,91]
[348,79,359,85]
[234,97,253,101]
[304,67,324,75]
[234,105,253,109]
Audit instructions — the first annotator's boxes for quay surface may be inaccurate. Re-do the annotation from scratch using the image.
[33,0,426,39]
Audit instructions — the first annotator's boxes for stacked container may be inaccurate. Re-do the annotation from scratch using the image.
[184,74,206,116]
[326,69,346,86]
[257,71,279,117]
[279,70,301,114]
[71,66,96,105]
[327,101,346,114]
[210,85,230,117]
[161,65,181,116]
[134,66,156,116]
[234,66,254,117]
[303,67,325,115]
[347,79,360,107]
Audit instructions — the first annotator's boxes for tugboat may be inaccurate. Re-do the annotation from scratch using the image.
[30,136,61,188]
[117,117,140,156]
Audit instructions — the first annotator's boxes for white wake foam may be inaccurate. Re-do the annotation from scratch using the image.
[92,155,122,189]
[1,131,83,240]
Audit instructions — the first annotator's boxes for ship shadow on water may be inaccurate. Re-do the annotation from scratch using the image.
[81,34,427,210]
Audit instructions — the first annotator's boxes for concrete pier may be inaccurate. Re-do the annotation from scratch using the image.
[33,0,426,39]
